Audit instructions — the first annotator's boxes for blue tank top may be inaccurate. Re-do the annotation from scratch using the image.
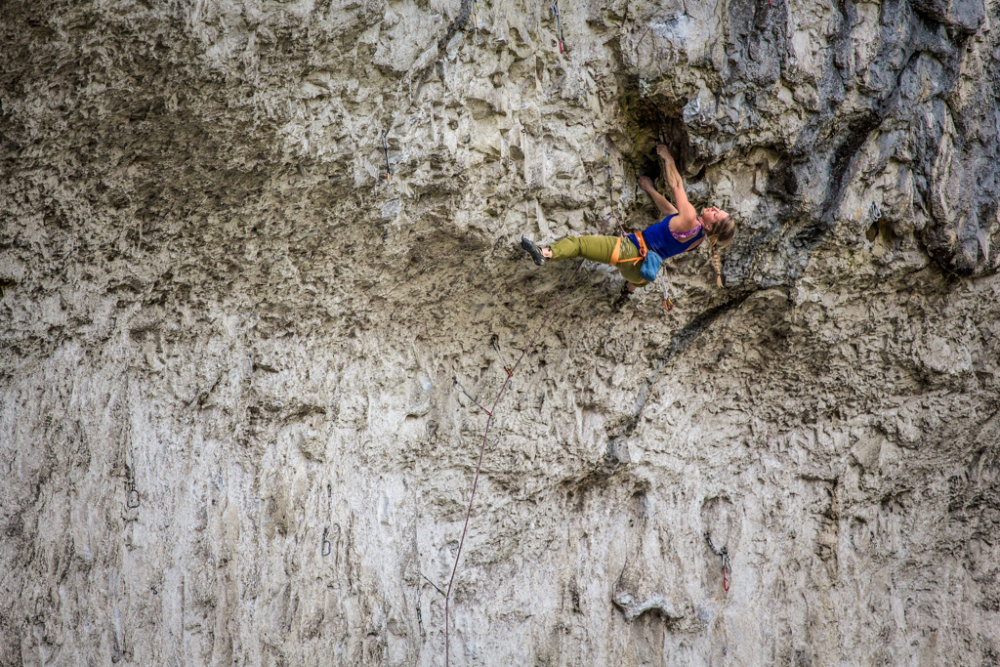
[628,214,704,259]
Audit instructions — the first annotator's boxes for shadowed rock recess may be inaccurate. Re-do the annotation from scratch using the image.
[2,0,999,664]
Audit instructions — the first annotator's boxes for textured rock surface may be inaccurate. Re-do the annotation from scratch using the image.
[2,0,999,665]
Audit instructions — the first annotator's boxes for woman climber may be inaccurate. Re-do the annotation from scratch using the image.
[520,144,735,304]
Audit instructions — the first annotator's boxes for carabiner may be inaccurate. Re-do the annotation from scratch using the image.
[490,334,513,377]
[869,201,882,221]
[382,132,392,183]
[551,3,564,53]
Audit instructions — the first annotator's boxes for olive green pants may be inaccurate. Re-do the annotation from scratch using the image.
[549,235,648,285]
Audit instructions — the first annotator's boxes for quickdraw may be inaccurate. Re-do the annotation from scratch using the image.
[870,201,882,221]
[605,148,628,220]
[658,273,674,313]
[382,132,392,183]
[705,531,731,593]
[321,527,333,557]
[551,2,564,53]
[605,150,614,208]
[472,0,481,43]
[490,334,514,378]
[126,478,140,509]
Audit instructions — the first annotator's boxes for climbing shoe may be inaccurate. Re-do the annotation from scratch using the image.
[613,282,632,310]
[520,237,546,266]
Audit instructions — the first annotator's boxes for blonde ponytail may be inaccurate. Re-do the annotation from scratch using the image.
[705,215,735,288]
[710,241,723,287]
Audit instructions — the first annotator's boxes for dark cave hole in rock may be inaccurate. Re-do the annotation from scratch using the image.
[617,90,702,212]
[618,91,693,169]
[866,220,896,248]
[866,221,879,243]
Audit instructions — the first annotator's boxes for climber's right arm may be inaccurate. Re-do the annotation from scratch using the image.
[658,146,698,230]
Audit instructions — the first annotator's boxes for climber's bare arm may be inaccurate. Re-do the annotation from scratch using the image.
[657,145,699,231]
[637,176,678,217]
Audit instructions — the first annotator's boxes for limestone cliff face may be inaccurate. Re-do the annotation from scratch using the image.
[1,0,999,665]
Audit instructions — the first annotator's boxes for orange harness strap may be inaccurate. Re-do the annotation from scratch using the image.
[609,238,622,266]
[610,231,647,266]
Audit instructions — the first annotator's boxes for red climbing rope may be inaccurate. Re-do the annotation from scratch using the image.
[444,214,615,666]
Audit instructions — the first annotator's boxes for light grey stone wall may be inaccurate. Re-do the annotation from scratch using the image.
[1,0,998,665]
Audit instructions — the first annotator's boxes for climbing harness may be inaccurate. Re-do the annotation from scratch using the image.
[490,334,513,377]
[551,2,564,53]
[869,201,882,221]
[609,229,647,267]
[608,218,677,315]
[607,223,672,313]
[705,531,731,592]
[453,378,492,416]
[382,132,392,183]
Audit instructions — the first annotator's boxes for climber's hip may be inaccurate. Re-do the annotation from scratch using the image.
[549,235,648,285]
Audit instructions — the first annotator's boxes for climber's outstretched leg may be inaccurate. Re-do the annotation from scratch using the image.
[548,235,618,263]
[519,234,646,293]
